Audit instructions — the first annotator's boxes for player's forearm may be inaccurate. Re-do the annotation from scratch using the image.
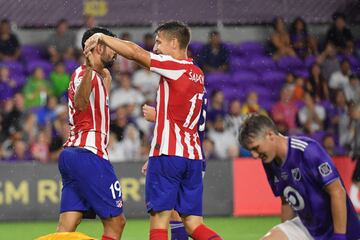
[100,35,151,68]
[329,184,347,234]
[74,67,92,111]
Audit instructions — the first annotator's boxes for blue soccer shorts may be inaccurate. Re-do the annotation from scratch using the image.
[58,147,123,219]
[145,155,203,216]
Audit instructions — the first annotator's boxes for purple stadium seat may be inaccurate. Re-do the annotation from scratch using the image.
[277,56,304,71]
[293,68,309,79]
[1,60,25,75]
[237,41,265,57]
[259,70,286,90]
[230,57,250,71]
[64,60,78,74]
[189,41,203,56]
[21,45,44,61]
[249,56,276,72]
[222,86,246,101]
[231,70,259,86]
[26,60,53,77]
[205,72,232,89]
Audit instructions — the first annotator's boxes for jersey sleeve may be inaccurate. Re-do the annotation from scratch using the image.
[304,141,340,188]
[149,53,188,80]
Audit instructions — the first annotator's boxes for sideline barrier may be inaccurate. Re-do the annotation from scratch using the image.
[0,160,232,220]
[233,157,360,216]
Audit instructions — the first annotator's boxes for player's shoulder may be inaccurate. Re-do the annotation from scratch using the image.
[289,136,313,152]
[71,65,86,81]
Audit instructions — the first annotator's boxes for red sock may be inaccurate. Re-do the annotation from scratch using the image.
[150,229,168,240]
[191,224,222,240]
[102,235,116,240]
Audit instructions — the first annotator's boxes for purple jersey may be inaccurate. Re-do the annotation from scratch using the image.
[263,136,360,240]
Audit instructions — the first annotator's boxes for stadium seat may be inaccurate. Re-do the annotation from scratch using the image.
[26,60,53,76]
[249,56,277,72]
[237,41,265,57]
[277,56,304,71]
[232,70,259,86]
[21,45,44,61]
[1,60,25,75]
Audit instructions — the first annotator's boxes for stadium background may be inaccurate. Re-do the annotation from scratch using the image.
[0,0,360,239]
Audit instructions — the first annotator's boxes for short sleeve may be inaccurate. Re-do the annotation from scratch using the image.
[304,141,340,188]
[149,53,188,80]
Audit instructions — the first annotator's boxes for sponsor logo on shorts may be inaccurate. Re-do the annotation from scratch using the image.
[318,162,332,177]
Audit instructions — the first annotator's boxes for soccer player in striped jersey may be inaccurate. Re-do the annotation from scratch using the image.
[57,28,126,240]
[84,21,222,240]
[142,91,208,240]
[239,114,360,240]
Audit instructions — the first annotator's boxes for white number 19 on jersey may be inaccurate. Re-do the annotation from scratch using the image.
[109,180,122,199]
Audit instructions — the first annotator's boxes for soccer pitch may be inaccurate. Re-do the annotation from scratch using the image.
[0,217,279,240]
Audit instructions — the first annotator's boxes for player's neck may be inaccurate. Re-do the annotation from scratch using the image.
[171,50,188,60]
[275,135,289,165]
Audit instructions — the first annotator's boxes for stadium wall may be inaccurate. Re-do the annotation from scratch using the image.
[0,157,358,221]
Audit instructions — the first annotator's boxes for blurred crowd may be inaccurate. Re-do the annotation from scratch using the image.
[0,13,360,163]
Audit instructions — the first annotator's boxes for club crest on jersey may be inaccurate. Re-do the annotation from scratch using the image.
[291,168,301,181]
[281,172,288,180]
[318,162,332,177]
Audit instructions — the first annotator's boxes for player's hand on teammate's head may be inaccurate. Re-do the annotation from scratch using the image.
[84,50,94,68]
[84,33,103,55]
[142,104,156,122]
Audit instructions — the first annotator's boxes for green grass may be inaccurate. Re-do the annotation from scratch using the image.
[0,217,279,240]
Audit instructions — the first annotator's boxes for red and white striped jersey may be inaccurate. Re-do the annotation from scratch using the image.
[149,53,205,160]
[64,65,110,160]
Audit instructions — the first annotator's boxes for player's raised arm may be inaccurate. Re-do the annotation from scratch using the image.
[84,33,151,69]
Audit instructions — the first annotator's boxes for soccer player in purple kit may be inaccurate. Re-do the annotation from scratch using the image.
[239,114,360,240]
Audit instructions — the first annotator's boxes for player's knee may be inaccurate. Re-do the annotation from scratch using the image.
[57,218,81,232]
[261,228,288,240]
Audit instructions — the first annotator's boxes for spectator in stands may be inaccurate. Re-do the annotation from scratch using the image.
[0,65,16,101]
[110,106,130,142]
[322,134,344,156]
[75,15,96,51]
[36,95,58,127]
[0,93,26,140]
[202,137,216,160]
[111,32,136,74]
[292,76,305,101]
[225,99,244,139]
[49,61,70,98]
[329,59,352,91]
[298,92,326,134]
[22,112,39,146]
[328,90,348,141]
[289,17,318,58]
[208,115,238,159]
[132,68,159,101]
[325,12,354,54]
[108,132,125,162]
[271,85,298,134]
[317,42,340,81]
[30,129,50,163]
[0,19,20,61]
[143,32,155,52]
[207,89,226,124]
[6,140,31,161]
[22,67,53,109]
[46,19,75,63]
[270,16,296,60]
[344,74,360,103]
[240,91,267,115]
[118,124,142,161]
[48,104,68,161]
[306,63,330,102]
[110,72,145,116]
[197,30,230,72]
[339,102,358,148]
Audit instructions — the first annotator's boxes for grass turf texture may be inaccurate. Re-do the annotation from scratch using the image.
[0,217,279,240]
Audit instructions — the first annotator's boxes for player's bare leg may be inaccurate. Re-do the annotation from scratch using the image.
[182,215,222,240]
[261,227,288,240]
[57,211,83,232]
[101,213,126,240]
[149,210,172,240]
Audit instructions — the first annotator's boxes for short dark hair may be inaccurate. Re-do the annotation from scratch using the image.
[154,21,191,49]
[238,114,279,147]
[81,27,116,50]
